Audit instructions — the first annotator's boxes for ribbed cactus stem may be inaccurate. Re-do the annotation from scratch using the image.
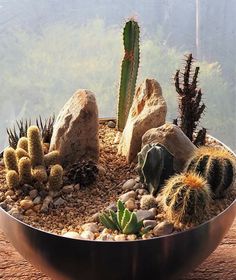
[48,164,63,191]
[3,147,18,172]
[27,126,44,167]
[33,165,48,183]
[17,137,28,151]
[44,151,60,167]
[19,157,32,185]
[6,170,19,189]
[16,148,29,161]
[117,19,140,131]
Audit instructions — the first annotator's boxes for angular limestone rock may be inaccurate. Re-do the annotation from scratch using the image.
[50,89,99,167]
[142,123,196,171]
[118,79,167,163]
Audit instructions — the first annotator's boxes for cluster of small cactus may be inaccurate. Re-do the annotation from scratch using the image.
[186,146,235,198]
[137,143,174,195]
[100,200,143,234]
[4,126,63,191]
[161,172,212,227]
[140,195,157,210]
[117,19,140,131]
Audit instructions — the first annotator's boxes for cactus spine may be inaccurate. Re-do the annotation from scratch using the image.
[18,157,32,184]
[186,146,235,198]
[161,172,212,227]
[27,126,44,167]
[140,195,157,210]
[17,137,28,151]
[3,147,18,172]
[44,151,60,167]
[6,170,19,189]
[117,19,140,131]
[138,143,174,195]
[48,164,63,190]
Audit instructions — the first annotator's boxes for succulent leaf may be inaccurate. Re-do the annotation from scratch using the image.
[99,213,118,231]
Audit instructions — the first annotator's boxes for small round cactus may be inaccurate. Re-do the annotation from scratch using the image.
[16,148,29,161]
[3,147,18,172]
[27,126,44,168]
[48,164,63,191]
[186,146,235,198]
[6,170,19,189]
[33,165,48,183]
[44,151,60,167]
[17,137,28,152]
[19,157,32,185]
[161,172,212,227]
[140,195,157,210]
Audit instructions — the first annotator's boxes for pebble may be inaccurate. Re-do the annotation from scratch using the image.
[33,196,42,205]
[125,198,136,211]
[81,223,99,233]
[33,204,42,212]
[91,212,100,222]
[74,184,81,191]
[29,189,38,200]
[107,121,116,128]
[54,197,66,207]
[143,220,157,229]
[133,182,142,190]
[122,179,136,191]
[96,233,114,241]
[24,209,37,216]
[63,231,80,239]
[80,230,95,240]
[119,191,136,203]
[137,189,148,195]
[114,234,126,241]
[153,221,174,237]
[62,185,74,194]
[8,207,23,220]
[142,233,153,240]
[149,208,157,216]
[136,210,155,222]
[5,190,14,197]
[97,165,106,176]
[41,196,53,213]
[20,199,33,210]
[106,203,117,212]
[127,234,137,241]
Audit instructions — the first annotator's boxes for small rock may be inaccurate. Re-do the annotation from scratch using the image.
[125,198,136,211]
[136,210,155,222]
[33,204,42,212]
[0,201,9,211]
[106,203,117,212]
[149,208,158,216]
[22,184,33,193]
[80,230,95,240]
[63,231,80,239]
[33,196,41,205]
[91,212,100,222]
[133,182,142,190]
[142,233,153,239]
[143,220,157,229]
[114,234,126,241]
[81,223,99,233]
[62,185,74,194]
[153,221,174,237]
[29,189,38,200]
[137,189,148,195]
[107,120,116,128]
[41,195,53,213]
[127,234,137,241]
[96,233,114,241]
[8,207,23,220]
[15,189,23,196]
[5,190,14,197]
[20,199,33,210]
[119,191,136,203]
[97,165,106,176]
[24,209,37,216]
[54,197,66,207]
[122,179,136,191]
[74,184,81,191]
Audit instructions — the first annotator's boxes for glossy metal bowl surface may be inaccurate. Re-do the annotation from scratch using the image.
[0,136,235,280]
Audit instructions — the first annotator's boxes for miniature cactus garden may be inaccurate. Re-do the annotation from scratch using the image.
[0,19,235,242]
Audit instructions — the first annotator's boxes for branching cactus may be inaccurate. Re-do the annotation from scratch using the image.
[100,200,143,235]
[27,126,44,167]
[44,151,60,167]
[137,143,174,195]
[32,165,48,183]
[3,147,18,172]
[186,146,236,198]
[16,148,29,161]
[161,172,212,227]
[18,157,32,185]
[17,137,28,151]
[6,170,19,189]
[117,19,140,131]
[48,164,63,191]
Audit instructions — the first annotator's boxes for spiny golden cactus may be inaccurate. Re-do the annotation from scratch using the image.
[16,148,29,161]
[32,165,48,183]
[49,164,63,191]
[140,195,157,210]
[161,172,212,228]
[17,137,28,151]
[3,147,18,172]
[44,151,60,167]
[27,126,44,167]
[18,157,32,185]
[6,170,19,189]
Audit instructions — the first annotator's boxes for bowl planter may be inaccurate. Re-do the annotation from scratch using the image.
[0,135,235,280]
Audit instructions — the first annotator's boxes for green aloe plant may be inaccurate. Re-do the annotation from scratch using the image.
[117,19,140,131]
[99,200,143,234]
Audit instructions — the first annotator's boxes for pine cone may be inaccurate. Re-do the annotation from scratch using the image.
[65,160,98,186]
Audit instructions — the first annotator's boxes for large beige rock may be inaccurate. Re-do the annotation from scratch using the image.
[118,79,167,163]
[142,123,196,171]
[50,89,99,167]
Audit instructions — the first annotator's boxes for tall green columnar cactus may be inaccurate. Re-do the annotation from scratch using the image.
[27,126,44,168]
[117,19,140,131]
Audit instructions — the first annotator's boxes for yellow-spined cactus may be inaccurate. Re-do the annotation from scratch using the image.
[33,165,48,183]
[49,164,63,191]
[27,126,44,167]
[16,148,29,161]
[17,137,28,151]
[3,147,18,172]
[6,170,19,189]
[44,151,60,167]
[19,157,32,185]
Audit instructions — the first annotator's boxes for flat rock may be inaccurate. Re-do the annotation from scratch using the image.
[142,123,196,171]
[53,197,65,207]
[62,185,74,194]
[143,220,157,229]
[81,223,99,233]
[136,210,155,221]
[153,221,174,237]
[119,191,136,203]
[118,79,167,163]
[49,89,99,167]
[122,179,136,191]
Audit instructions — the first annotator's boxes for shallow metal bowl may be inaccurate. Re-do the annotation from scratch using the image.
[0,137,235,280]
